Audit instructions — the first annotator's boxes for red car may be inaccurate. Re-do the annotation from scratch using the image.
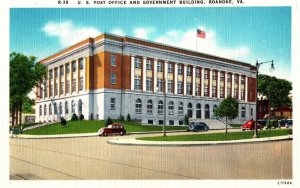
[98,123,126,136]
[241,119,263,131]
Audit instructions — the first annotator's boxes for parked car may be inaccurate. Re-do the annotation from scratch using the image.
[285,119,293,128]
[241,119,263,131]
[187,122,209,132]
[98,123,126,136]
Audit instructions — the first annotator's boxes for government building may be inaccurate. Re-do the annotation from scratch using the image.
[35,33,257,125]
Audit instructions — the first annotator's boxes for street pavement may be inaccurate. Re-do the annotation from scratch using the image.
[10,131,292,180]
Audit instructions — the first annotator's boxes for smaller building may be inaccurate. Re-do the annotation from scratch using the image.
[257,99,292,120]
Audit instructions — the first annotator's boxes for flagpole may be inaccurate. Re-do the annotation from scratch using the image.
[196,28,198,52]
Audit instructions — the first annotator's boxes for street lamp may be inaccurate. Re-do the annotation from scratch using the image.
[163,79,167,137]
[254,60,275,138]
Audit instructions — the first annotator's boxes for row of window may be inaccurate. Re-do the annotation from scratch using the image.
[39,99,83,116]
[49,59,84,79]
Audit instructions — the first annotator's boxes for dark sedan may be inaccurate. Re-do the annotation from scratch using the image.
[187,122,209,132]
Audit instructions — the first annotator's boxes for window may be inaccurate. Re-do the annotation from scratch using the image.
[177,81,183,94]
[196,104,201,118]
[146,59,152,70]
[204,69,209,79]
[234,88,238,98]
[66,64,70,74]
[241,89,245,100]
[178,102,183,116]
[220,87,224,98]
[39,105,42,116]
[135,99,142,114]
[44,84,47,98]
[241,107,246,119]
[186,83,192,95]
[54,103,57,115]
[44,104,47,115]
[168,80,173,93]
[168,101,174,115]
[49,104,52,115]
[54,83,58,96]
[147,100,153,114]
[179,120,183,125]
[227,87,231,97]
[178,65,183,75]
[60,82,64,94]
[158,100,163,115]
[110,98,116,110]
[55,68,58,78]
[168,63,173,73]
[227,75,232,82]
[110,54,116,66]
[220,72,225,81]
[159,120,164,125]
[146,77,152,91]
[50,84,53,97]
[169,120,174,125]
[213,104,218,113]
[205,104,210,119]
[80,59,84,70]
[212,71,216,80]
[80,77,84,91]
[134,76,141,90]
[72,61,76,72]
[148,120,153,124]
[187,66,192,76]
[59,102,62,115]
[241,76,245,84]
[49,70,53,79]
[110,73,116,84]
[134,57,141,68]
[187,103,193,118]
[60,66,64,76]
[196,68,200,78]
[204,85,209,97]
[251,108,253,116]
[157,61,163,72]
[234,75,238,84]
[72,78,76,92]
[71,100,75,114]
[157,79,163,92]
[66,80,70,94]
[212,86,217,98]
[65,101,69,114]
[196,84,200,96]
[39,86,43,99]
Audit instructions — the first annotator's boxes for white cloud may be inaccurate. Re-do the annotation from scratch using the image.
[42,21,100,47]
[154,27,250,62]
[133,27,155,40]
[111,28,126,36]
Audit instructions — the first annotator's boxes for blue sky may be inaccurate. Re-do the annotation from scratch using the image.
[10,7,291,80]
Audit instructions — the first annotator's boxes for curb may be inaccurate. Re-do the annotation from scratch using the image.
[107,135,293,147]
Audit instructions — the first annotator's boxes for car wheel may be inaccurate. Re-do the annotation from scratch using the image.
[242,129,245,131]
[103,132,108,136]
[120,131,124,136]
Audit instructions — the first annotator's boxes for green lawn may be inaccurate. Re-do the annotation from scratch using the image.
[22,120,187,135]
[137,129,292,142]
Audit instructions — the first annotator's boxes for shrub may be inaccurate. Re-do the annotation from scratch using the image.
[61,117,67,126]
[118,115,125,121]
[105,116,113,127]
[79,114,84,120]
[71,113,78,121]
[126,113,131,122]
[184,114,189,125]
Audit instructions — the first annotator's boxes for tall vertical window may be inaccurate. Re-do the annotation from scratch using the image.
[72,79,76,92]
[66,80,70,94]
[204,85,209,97]
[168,63,173,73]
[66,64,70,74]
[178,102,183,116]
[241,89,245,100]
[59,102,62,115]
[54,83,58,96]
[147,100,153,114]
[212,71,216,80]
[227,86,231,97]
[234,75,238,84]
[204,69,209,79]
[44,104,47,115]
[110,73,116,84]
[177,65,183,75]
[157,61,163,72]
[205,104,210,119]
[234,88,238,98]
[80,59,84,70]
[55,68,58,78]
[186,83,192,95]
[157,79,163,92]
[110,98,116,110]
[60,66,64,76]
[110,54,116,66]
[168,101,174,115]
[71,100,75,114]
[54,103,57,115]
[80,77,84,91]
[44,83,47,98]
[241,107,246,119]
[72,61,76,72]
[177,81,183,94]
[134,76,141,90]
[187,103,193,118]
[146,77,152,91]
[158,101,163,115]
[196,84,200,96]
[135,99,142,114]
[65,101,69,114]
[168,80,173,93]
[50,84,53,97]
[220,87,224,98]
[220,72,225,81]
[49,70,53,79]
[196,68,200,78]
[39,105,42,116]
[187,66,192,76]
[49,104,52,115]
[227,74,232,82]
[212,86,217,97]
[196,104,201,118]
[134,57,141,68]
[241,76,245,84]
[146,59,152,70]
[78,99,82,114]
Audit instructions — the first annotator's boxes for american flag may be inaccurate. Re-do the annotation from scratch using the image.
[197,29,206,38]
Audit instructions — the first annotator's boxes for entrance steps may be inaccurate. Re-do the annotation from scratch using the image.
[190,118,232,130]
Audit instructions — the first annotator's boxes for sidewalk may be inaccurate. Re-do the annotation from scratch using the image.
[107,135,293,146]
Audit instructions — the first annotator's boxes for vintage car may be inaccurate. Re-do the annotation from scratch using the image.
[187,122,209,132]
[98,123,126,136]
[241,119,263,131]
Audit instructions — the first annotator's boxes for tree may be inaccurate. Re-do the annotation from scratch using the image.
[258,74,292,108]
[214,97,239,134]
[184,114,189,125]
[22,97,35,114]
[10,52,47,137]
